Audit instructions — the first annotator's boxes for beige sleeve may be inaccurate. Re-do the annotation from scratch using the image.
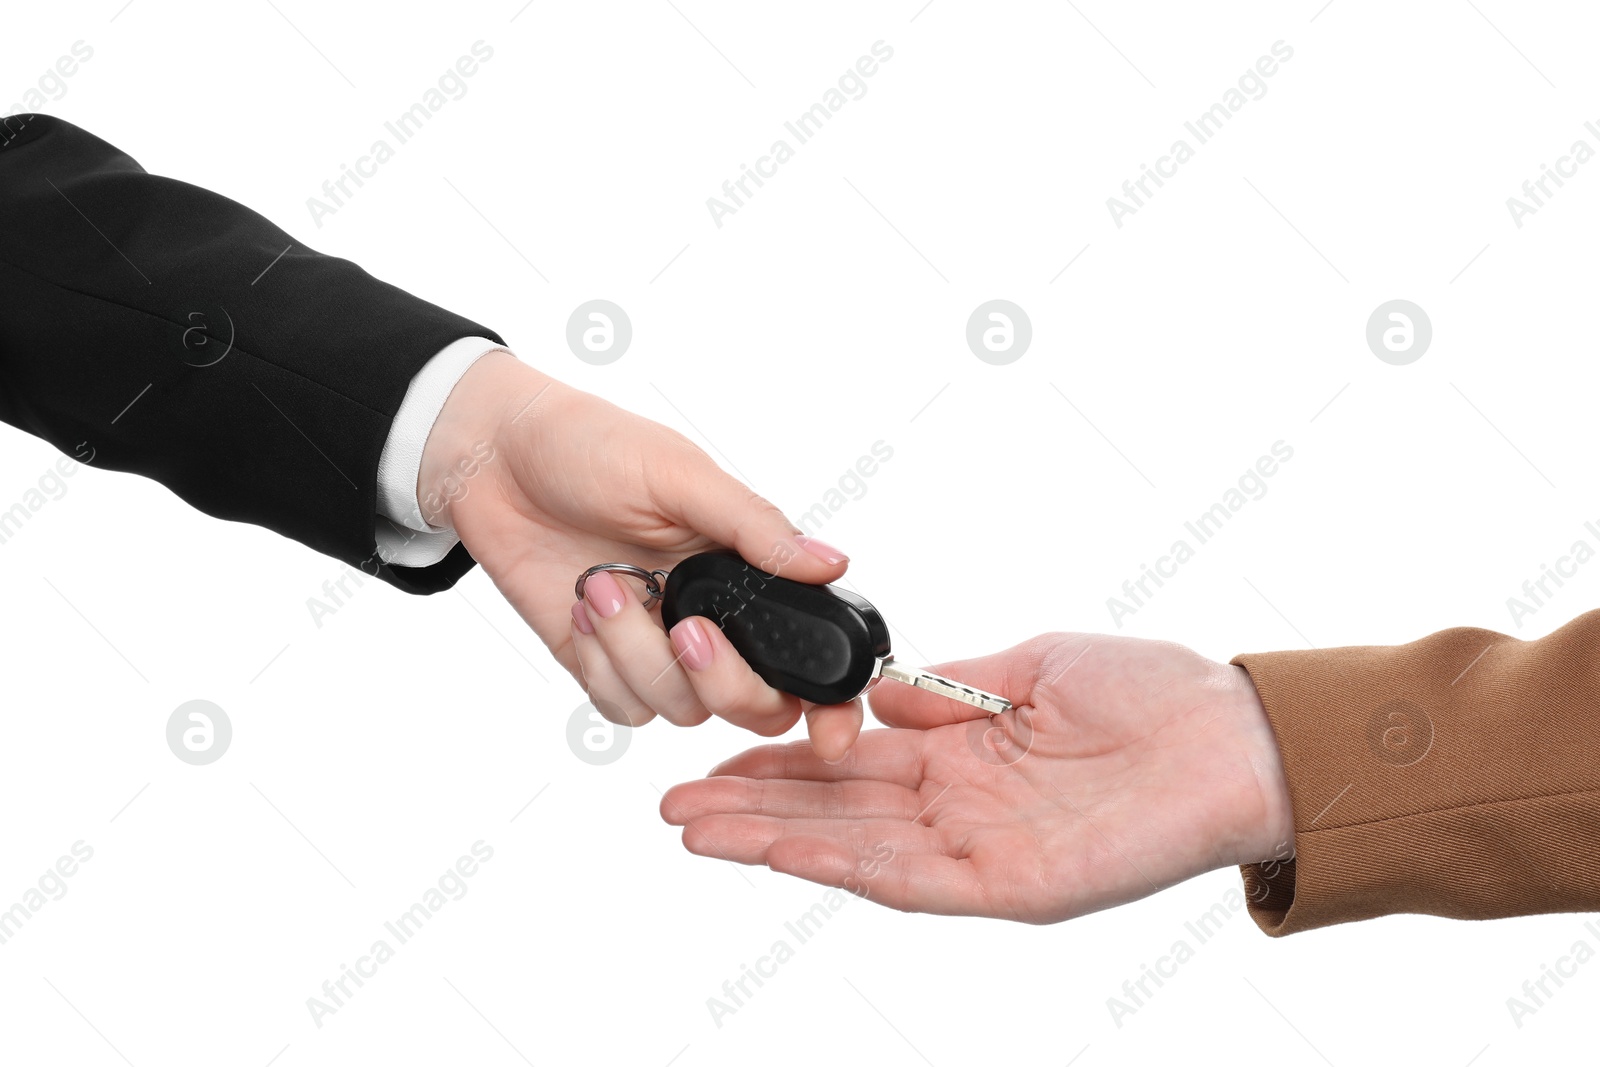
[1231,610,1600,936]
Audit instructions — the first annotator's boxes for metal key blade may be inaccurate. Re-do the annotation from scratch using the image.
[876,657,1012,714]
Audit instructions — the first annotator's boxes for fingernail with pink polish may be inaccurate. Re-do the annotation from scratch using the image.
[671,618,714,671]
[584,569,627,618]
[795,534,848,565]
[570,599,594,635]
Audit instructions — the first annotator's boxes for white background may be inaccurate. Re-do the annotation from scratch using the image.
[3,1,1598,1064]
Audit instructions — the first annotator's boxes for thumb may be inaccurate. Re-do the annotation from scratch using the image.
[869,634,1067,729]
[657,454,848,584]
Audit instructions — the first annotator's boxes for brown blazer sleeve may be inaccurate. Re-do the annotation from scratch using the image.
[1230,609,1600,936]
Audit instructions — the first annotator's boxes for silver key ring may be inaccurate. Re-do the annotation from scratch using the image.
[574,563,671,610]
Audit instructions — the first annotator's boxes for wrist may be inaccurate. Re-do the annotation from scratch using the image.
[416,349,546,529]
[1227,663,1295,866]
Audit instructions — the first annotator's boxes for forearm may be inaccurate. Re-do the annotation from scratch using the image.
[1233,610,1600,935]
[0,115,500,592]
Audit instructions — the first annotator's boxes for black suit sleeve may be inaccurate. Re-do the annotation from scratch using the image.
[0,114,501,593]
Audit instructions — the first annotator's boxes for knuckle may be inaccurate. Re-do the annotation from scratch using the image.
[697,684,748,722]
[753,710,800,737]
[653,689,710,726]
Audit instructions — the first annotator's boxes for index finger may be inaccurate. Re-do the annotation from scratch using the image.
[867,633,1084,728]
[651,453,847,585]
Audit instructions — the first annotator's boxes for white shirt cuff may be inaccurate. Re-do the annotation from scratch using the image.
[373,336,506,569]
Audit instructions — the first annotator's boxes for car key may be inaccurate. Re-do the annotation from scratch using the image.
[652,549,1012,713]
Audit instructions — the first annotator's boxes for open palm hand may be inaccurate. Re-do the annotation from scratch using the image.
[662,632,1293,922]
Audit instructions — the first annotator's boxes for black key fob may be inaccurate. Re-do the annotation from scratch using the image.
[661,549,890,706]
